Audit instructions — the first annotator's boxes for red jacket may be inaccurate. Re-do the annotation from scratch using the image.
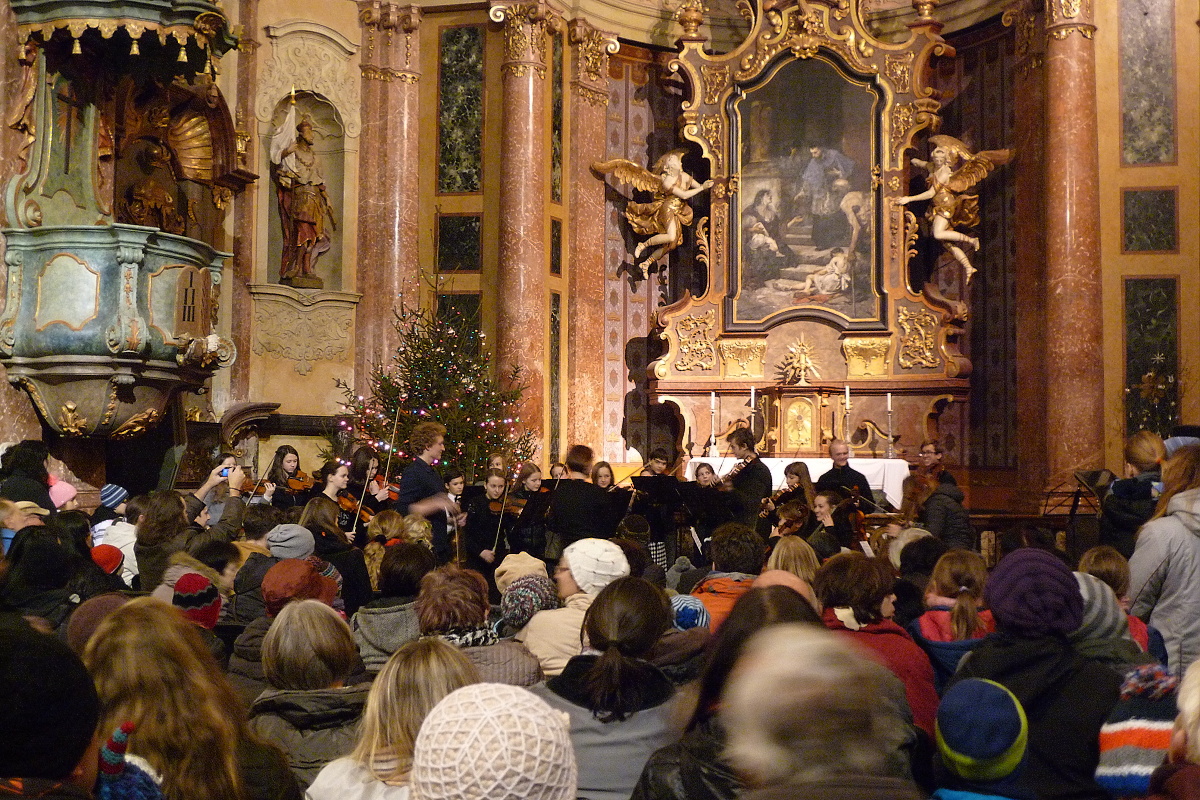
[691,574,755,631]
[822,608,939,737]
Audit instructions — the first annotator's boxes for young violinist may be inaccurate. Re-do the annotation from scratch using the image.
[760,461,817,535]
[591,461,615,489]
[345,446,388,544]
[462,468,510,600]
[508,462,549,559]
[262,445,312,510]
[640,448,670,476]
[316,459,357,535]
[812,489,857,550]
[721,428,772,527]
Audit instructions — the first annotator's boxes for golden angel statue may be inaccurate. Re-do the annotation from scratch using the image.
[895,134,1012,284]
[593,150,713,277]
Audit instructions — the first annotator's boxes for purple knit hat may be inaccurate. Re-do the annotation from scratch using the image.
[985,548,1083,637]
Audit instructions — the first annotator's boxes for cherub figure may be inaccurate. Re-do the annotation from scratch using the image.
[593,150,713,277]
[895,134,1012,283]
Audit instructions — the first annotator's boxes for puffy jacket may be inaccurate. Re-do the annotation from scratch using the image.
[351,597,420,672]
[920,484,974,551]
[1129,488,1200,673]
[690,573,755,631]
[248,685,370,788]
[630,718,741,800]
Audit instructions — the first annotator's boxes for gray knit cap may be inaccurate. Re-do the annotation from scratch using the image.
[266,524,315,560]
[410,683,576,800]
[1071,571,1131,643]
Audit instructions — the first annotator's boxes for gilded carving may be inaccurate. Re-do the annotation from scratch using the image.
[251,294,354,375]
[695,216,710,270]
[700,65,729,105]
[1059,0,1081,18]
[897,307,941,369]
[57,401,87,437]
[718,339,767,379]
[112,408,161,439]
[891,103,915,159]
[843,336,892,377]
[124,179,185,234]
[697,115,724,173]
[1048,25,1095,39]
[784,397,815,450]
[674,310,717,372]
[778,337,821,386]
[573,84,608,106]
[495,3,547,71]
[256,22,362,138]
[885,52,914,93]
[904,208,920,266]
[571,27,612,83]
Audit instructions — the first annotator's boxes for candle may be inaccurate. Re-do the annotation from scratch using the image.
[845,385,851,408]
[750,386,756,407]
[710,391,716,412]
[887,392,892,412]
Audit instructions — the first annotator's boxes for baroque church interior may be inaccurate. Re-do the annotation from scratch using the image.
[0,0,1194,523]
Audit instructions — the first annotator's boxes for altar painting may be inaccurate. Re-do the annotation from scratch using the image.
[730,56,882,327]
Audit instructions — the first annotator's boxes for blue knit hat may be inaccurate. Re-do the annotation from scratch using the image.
[937,679,1028,783]
[99,483,129,509]
[670,593,711,631]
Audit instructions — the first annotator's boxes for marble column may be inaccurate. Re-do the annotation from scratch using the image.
[565,20,614,453]
[356,3,422,393]
[229,0,260,403]
[1005,1,1049,503]
[1042,2,1102,483]
[490,1,548,444]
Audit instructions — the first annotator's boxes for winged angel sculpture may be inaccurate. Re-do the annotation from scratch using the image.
[593,150,713,279]
[895,135,1012,284]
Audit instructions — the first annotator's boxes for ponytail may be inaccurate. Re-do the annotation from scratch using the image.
[949,584,984,641]
[929,550,989,641]
[582,645,656,722]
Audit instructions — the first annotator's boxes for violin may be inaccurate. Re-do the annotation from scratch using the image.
[760,485,804,517]
[287,470,315,494]
[337,491,375,524]
[835,487,868,542]
[372,474,402,503]
[719,455,755,490]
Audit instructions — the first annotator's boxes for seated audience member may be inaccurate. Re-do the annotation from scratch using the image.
[689,522,765,630]
[1142,660,1200,800]
[902,472,973,552]
[416,565,541,686]
[167,572,228,667]
[531,577,680,800]
[1096,663,1179,798]
[83,597,303,800]
[751,570,820,612]
[908,549,994,692]
[299,495,372,615]
[90,544,125,587]
[0,440,56,513]
[1079,544,1164,660]
[250,600,369,788]
[0,617,104,798]
[1100,430,1166,558]
[631,586,827,800]
[764,534,820,584]
[228,558,340,708]
[1071,572,1156,675]
[227,510,290,623]
[64,592,129,656]
[97,493,143,588]
[0,531,80,629]
[0,498,35,555]
[308,638,480,800]
[933,679,1029,800]
[499,573,559,637]
[409,683,577,800]
[52,511,128,598]
[721,624,924,800]
[516,537,630,676]
[494,550,550,596]
[954,547,1123,800]
[892,534,950,629]
[352,542,436,671]
[89,483,129,543]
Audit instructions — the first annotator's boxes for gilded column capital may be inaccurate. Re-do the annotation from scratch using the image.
[358,3,421,70]
[567,18,618,106]
[490,1,549,78]
[1043,0,1094,39]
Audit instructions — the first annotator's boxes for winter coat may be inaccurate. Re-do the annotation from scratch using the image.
[907,609,993,696]
[351,596,420,672]
[0,472,54,512]
[630,717,741,800]
[460,638,543,686]
[739,775,924,800]
[690,572,756,631]
[311,529,371,616]
[515,592,593,677]
[308,757,411,800]
[228,615,273,709]
[101,519,139,586]
[921,484,974,550]
[1130,488,1200,674]
[134,495,245,591]
[953,632,1122,800]
[531,655,680,800]
[248,684,371,788]
[822,608,939,737]
[229,551,280,624]
[1148,762,1200,800]
[1101,470,1161,559]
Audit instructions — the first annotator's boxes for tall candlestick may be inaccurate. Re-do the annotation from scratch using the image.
[844,384,851,408]
[750,386,755,407]
[887,392,892,412]
[710,391,716,412]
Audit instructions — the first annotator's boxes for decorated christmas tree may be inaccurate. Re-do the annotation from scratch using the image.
[336,298,536,481]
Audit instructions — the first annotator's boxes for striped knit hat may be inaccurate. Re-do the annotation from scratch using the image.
[937,678,1028,783]
[172,573,222,630]
[500,574,559,630]
[1096,663,1178,797]
[1072,572,1133,643]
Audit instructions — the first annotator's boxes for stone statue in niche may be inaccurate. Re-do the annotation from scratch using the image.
[894,134,1012,284]
[270,105,336,289]
[592,150,713,280]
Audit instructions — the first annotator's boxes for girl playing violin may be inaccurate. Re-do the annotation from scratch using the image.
[508,462,549,559]
[346,447,389,544]
[462,469,509,601]
[591,461,615,490]
[262,445,312,510]
[316,459,359,536]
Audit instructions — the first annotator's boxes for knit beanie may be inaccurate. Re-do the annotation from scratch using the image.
[65,592,130,655]
[262,558,338,617]
[95,722,162,800]
[1072,572,1132,643]
[91,543,124,575]
[172,572,222,630]
[410,683,577,800]
[562,538,629,596]
[937,678,1028,783]
[48,480,77,509]
[501,574,559,630]
[99,484,129,510]
[671,593,711,630]
[0,619,100,780]
[1097,663,1179,798]
[985,548,1083,637]
[494,551,549,595]
[267,523,315,560]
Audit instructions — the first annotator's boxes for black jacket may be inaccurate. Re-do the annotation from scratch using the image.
[631,717,741,800]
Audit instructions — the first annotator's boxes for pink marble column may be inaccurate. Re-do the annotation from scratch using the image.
[229,0,260,403]
[1043,6,1103,483]
[565,20,613,453]
[491,1,548,443]
[356,4,421,393]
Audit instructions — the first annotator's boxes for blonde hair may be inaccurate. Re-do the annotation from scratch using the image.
[1125,430,1166,475]
[262,599,358,690]
[368,509,406,542]
[400,514,433,548]
[766,535,820,583]
[1078,545,1131,599]
[351,638,479,782]
[84,597,247,800]
[364,540,386,591]
[1177,660,1200,763]
[1154,445,1200,521]
[927,550,989,641]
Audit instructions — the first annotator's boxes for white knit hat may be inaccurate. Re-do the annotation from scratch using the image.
[410,683,577,800]
[562,538,629,596]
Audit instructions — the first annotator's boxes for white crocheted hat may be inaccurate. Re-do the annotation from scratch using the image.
[410,683,577,800]
[562,538,629,595]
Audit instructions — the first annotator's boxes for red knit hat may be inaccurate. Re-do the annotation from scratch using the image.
[172,573,222,630]
[91,544,124,575]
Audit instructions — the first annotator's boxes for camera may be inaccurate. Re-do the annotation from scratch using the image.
[220,467,231,477]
